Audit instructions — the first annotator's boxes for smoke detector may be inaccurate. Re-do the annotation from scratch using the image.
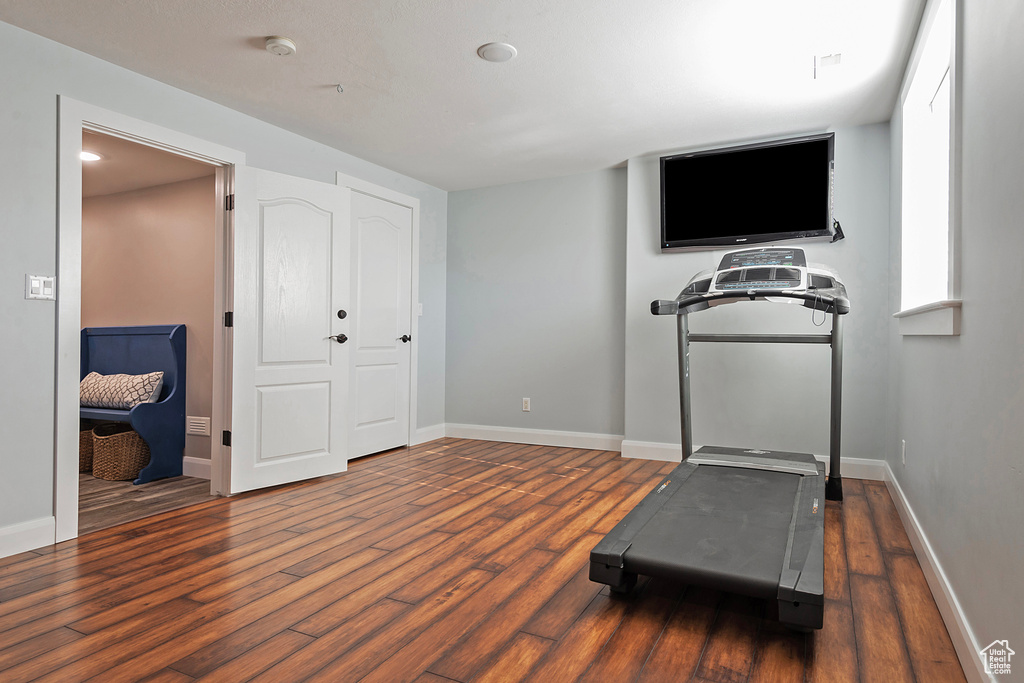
[477,42,517,63]
[265,36,297,57]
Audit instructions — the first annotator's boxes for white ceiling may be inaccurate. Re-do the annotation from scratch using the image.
[82,131,215,198]
[1,0,923,191]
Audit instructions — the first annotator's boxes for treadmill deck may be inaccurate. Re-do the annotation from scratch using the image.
[590,446,826,629]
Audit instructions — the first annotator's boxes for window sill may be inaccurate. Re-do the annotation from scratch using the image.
[893,299,962,336]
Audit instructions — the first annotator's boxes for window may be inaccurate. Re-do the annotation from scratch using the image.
[897,0,960,333]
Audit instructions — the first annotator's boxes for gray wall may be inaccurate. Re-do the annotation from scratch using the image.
[624,124,892,460]
[0,21,446,533]
[446,169,627,436]
[888,2,1024,654]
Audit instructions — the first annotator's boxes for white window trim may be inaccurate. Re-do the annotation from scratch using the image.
[895,0,963,335]
[893,299,961,335]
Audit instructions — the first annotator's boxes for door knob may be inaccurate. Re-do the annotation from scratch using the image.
[328,334,348,344]
[398,334,411,343]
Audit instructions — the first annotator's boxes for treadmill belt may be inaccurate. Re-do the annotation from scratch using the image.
[624,466,799,598]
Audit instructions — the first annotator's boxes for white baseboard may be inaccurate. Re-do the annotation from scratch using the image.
[445,424,623,451]
[183,456,212,480]
[620,440,682,462]
[884,464,989,683]
[813,454,887,481]
[412,424,446,446]
[0,516,55,559]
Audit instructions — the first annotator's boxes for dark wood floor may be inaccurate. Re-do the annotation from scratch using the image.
[1,438,966,682]
[79,473,218,534]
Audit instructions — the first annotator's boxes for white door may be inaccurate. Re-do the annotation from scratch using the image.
[349,191,413,458]
[229,168,350,493]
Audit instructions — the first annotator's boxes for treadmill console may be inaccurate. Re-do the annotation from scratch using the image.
[718,248,807,270]
[656,247,850,316]
[713,248,806,292]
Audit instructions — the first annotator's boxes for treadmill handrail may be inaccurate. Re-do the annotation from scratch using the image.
[653,287,850,317]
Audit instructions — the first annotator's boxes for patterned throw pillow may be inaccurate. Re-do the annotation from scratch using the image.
[80,371,165,410]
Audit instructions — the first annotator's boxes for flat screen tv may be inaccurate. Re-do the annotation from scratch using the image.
[661,133,835,251]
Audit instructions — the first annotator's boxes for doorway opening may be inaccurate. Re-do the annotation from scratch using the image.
[77,130,220,533]
[56,97,245,543]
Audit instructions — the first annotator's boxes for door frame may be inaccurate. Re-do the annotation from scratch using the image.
[336,172,420,451]
[56,97,245,542]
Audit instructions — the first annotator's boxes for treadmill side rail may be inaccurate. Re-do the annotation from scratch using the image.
[589,462,699,589]
[777,466,826,630]
[778,525,825,629]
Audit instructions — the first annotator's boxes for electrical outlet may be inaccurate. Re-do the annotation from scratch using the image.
[901,439,906,465]
[522,398,531,412]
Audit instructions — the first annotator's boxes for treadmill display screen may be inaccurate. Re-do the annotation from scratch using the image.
[715,266,803,290]
[716,278,800,290]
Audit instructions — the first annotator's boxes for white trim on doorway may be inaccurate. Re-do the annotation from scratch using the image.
[56,97,245,543]
[335,172,421,452]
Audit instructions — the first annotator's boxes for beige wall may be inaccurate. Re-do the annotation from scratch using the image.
[82,175,216,460]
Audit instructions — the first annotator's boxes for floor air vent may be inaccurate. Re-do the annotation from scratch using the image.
[186,416,212,436]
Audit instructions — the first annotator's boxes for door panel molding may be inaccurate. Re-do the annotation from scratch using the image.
[230,168,351,493]
[336,172,420,458]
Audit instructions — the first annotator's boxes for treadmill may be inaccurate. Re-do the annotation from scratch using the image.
[590,247,849,630]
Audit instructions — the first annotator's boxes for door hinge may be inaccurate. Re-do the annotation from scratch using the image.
[222,430,232,447]
[224,311,233,327]
[225,193,235,211]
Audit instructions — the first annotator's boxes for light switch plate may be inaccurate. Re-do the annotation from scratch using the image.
[25,274,56,301]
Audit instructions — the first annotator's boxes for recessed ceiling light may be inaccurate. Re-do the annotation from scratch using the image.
[80,151,102,161]
[265,36,297,57]
[477,42,517,63]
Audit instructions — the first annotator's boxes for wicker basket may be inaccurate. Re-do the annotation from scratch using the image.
[92,424,150,481]
[79,428,94,472]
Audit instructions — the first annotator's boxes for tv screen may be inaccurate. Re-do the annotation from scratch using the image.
[661,133,835,251]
